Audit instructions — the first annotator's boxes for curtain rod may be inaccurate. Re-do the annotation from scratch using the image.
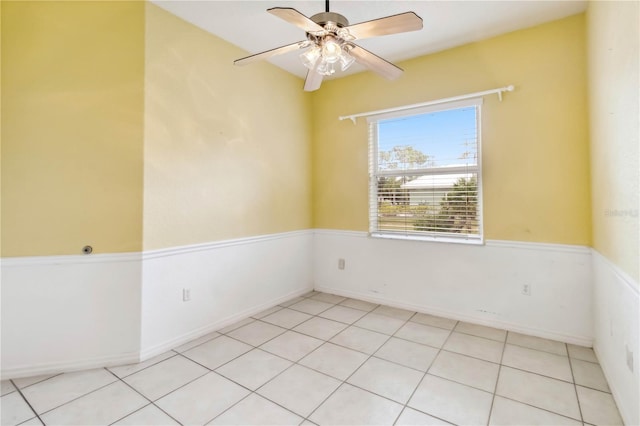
[338,85,515,124]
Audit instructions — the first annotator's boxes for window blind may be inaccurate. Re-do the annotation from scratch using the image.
[368,98,483,243]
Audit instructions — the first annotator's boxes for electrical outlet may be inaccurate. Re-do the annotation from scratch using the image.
[626,345,634,372]
[182,288,191,302]
[338,258,346,270]
[522,284,531,296]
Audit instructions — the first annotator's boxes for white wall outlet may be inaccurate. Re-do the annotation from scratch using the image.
[338,258,345,270]
[522,283,531,296]
[626,345,634,372]
[182,288,191,302]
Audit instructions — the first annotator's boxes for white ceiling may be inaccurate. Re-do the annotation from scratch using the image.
[151,0,587,80]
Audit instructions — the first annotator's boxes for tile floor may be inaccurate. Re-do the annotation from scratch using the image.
[1,291,624,426]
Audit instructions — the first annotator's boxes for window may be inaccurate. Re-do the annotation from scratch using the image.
[368,98,482,243]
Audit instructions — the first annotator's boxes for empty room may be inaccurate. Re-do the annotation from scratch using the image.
[1,0,638,425]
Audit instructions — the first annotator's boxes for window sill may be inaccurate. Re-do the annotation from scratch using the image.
[369,232,484,245]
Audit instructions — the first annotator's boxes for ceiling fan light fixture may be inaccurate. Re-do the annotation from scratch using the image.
[300,45,321,70]
[339,48,355,71]
[321,37,342,63]
[316,59,336,76]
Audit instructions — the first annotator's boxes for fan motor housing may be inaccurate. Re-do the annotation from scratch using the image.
[310,12,349,28]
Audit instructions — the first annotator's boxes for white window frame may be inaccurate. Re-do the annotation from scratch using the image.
[367,97,484,244]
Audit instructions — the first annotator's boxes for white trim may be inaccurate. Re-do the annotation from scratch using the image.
[313,229,591,254]
[1,352,141,381]
[340,85,514,123]
[314,284,592,346]
[1,251,141,267]
[142,230,312,260]
[0,230,313,265]
[591,249,639,296]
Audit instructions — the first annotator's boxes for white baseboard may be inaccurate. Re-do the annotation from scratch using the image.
[313,229,593,346]
[139,286,311,360]
[591,250,639,426]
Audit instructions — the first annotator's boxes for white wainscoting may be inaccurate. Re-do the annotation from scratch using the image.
[592,250,639,426]
[1,231,314,379]
[1,253,143,379]
[139,230,314,359]
[313,229,593,345]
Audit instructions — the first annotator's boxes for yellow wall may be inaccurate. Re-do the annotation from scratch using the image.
[1,1,145,256]
[587,1,639,282]
[142,4,312,250]
[312,15,591,245]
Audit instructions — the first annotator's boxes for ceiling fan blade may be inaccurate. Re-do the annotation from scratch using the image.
[268,7,325,33]
[349,45,403,80]
[346,12,423,40]
[234,41,308,66]
[304,69,324,92]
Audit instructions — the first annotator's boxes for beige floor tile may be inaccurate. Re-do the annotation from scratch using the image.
[257,365,341,417]
[1,392,36,426]
[507,331,567,355]
[108,352,176,379]
[489,396,582,425]
[319,305,368,324]
[347,357,423,404]
[15,417,42,426]
[309,383,403,426]
[567,344,599,363]
[576,385,623,426]
[409,374,493,425]
[311,293,347,304]
[260,308,312,329]
[182,335,252,370]
[571,358,610,392]
[455,322,507,342]
[288,299,334,315]
[155,372,249,425]
[217,317,255,334]
[260,331,324,362]
[329,326,389,354]
[496,366,581,420]
[279,296,305,307]
[372,305,415,320]
[302,290,320,298]
[339,298,379,312]
[395,322,451,348]
[395,407,452,425]
[299,343,368,380]
[1,380,16,397]
[502,344,573,382]
[293,317,348,340]
[11,374,58,390]
[21,368,117,414]
[443,332,504,363]
[251,305,283,319]
[227,321,287,346]
[173,331,220,353]
[410,313,457,330]
[123,356,208,401]
[374,337,439,372]
[354,312,406,335]
[429,350,500,392]
[40,381,147,426]
[113,404,179,425]
[215,349,292,390]
[209,393,303,425]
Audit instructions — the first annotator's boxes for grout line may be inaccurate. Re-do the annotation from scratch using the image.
[486,329,508,425]
[567,347,585,424]
[10,380,46,426]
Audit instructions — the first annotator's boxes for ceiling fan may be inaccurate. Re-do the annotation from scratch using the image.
[233,0,423,91]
